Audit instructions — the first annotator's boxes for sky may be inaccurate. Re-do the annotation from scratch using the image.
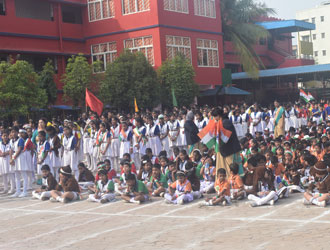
[257,0,325,19]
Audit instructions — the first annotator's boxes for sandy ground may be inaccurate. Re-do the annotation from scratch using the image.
[0,190,329,250]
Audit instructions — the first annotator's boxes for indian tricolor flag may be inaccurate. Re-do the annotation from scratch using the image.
[300,89,309,103]
[198,118,217,149]
[308,92,315,101]
[198,118,232,152]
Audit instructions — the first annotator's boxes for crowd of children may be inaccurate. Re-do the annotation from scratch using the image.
[0,100,330,208]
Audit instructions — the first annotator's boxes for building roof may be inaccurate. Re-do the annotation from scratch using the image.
[232,64,330,80]
[201,86,251,96]
[256,20,315,34]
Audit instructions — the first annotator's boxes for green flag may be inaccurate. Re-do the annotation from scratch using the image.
[172,88,178,107]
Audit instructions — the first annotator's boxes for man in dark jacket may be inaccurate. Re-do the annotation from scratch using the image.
[184,111,200,154]
[212,108,242,175]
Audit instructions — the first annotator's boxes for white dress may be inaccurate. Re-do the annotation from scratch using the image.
[110,125,120,158]
[146,124,162,156]
[230,115,243,138]
[98,130,111,160]
[289,108,298,129]
[0,142,11,175]
[11,138,28,172]
[177,119,187,147]
[62,135,78,171]
[167,120,180,148]
[133,126,147,155]
[249,112,262,136]
[48,136,61,172]
[119,130,133,158]
[159,123,170,153]
[240,113,249,136]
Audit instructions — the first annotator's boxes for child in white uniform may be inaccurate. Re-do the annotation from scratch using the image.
[88,169,116,203]
[0,130,15,194]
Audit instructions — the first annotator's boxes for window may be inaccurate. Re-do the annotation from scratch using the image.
[88,0,115,22]
[323,50,327,56]
[321,16,324,22]
[301,35,310,42]
[314,51,318,57]
[62,5,82,24]
[20,55,56,72]
[313,34,316,40]
[122,0,150,15]
[91,42,117,72]
[302,19,309,22]
[322,33,325,39]
[124,36,154,65]
[194,0,216,18]
[164,0,188,13]
[311,17,315,24]
[197,39,219,67]
[0,0,5,15]
[166,36,191,62]
[15,0,53,21]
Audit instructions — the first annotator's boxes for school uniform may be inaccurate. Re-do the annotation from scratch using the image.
[0,141,15,193]
[96,130,111,161]
[240,112,249,136]
[36,140,51,175]
[177,119,187,151]
[230,115,243,138]
[23,138,35,190]
[159,123,170,154]
[249,112,262,136]
[62,135,78,180]
[195,119,207,132]
[48,135,62,180]
[32,173,57,200]
[165,179,194,204]
[167,120,180,153]
[78,168,95,190]
[248,175,278,206]
[89,129,98,172]
[119,129,133,158]
[229,174,245,199]
[110,125,121,172]
[83,127,92,167]
[146,123,162,156]
[200,165,215,193]
[88,179,116,203]
[132,126,147,170]
[11,137,29,197]
[55,176,81,201]
[214,179,231,204]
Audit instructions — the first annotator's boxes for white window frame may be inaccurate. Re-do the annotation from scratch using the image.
[196,38,219,68]
[166,35,192,62]
[124,36,154,65]
[164,0,189,14]
[88,0,114,22]
[122,0,150,15]
[91,42,117,73]
[194,0,216,19]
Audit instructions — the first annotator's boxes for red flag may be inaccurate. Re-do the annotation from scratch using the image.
[85,88,103,116]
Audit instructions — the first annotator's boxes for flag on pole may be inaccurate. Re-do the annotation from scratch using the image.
[172,88,178,107]
[134,98,139,113]
[85,88,103,116]
[308,92,315,101]
[299,89,309,103]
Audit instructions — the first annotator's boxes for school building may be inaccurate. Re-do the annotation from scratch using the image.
[0,0,318,106]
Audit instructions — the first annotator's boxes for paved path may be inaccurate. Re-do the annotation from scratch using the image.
[0,192,329,250]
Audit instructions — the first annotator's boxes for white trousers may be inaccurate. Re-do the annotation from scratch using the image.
[32,191,52,200]
[88,193,116,203]
[248,191,278,206]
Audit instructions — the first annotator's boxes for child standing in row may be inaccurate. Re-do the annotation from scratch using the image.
[0,130,15,194]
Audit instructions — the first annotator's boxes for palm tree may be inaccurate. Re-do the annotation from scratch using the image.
[221,0,276,77]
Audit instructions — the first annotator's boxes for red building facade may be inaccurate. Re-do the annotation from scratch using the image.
[0,0,224,104]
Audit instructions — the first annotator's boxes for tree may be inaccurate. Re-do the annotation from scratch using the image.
[0,60,47,118]
[37,59,57,105]
[62,54,93,107]
[221,0,275,77]
[158,54,199,108]
[100,50,160,111]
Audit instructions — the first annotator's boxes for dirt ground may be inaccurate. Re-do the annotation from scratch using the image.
[0,190,329,250]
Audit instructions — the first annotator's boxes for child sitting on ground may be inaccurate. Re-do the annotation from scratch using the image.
[78,162,95,190]
[50,166,81,203]
[164,170,193,205]
[229,163,246,200]
[95,160,117,181]
[149,164,168,197]
[202,168,231,206]
[87,169,116,204]
[199,157,216,193]
[165,161,177,185]
[115,161,135,195]
[248,168,278,207]
[303,161,330,207]
[120,153,137,174]
[32,164,57,200]
[137,159,152,184]
[121,173,149,204]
